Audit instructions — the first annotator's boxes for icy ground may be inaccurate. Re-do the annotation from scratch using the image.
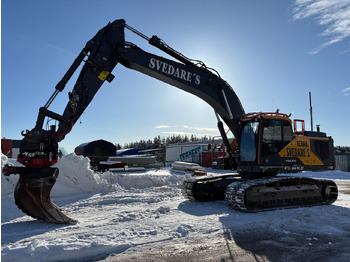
[2,153,350,262]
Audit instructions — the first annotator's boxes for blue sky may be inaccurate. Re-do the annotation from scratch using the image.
[2,0,350,153]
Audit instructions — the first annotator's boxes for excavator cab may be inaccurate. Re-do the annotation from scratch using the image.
[238,112,334,176]
[184,111,338,210]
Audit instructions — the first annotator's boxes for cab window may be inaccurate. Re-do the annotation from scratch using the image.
[283,120,293,146]
[262,119,293,157]
[262,119,282,157]
[240,122,259,162]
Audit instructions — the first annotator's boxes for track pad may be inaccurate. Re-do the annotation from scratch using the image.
[14,167,78,224]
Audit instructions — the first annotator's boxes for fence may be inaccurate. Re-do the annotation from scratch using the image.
[335,154,350,172]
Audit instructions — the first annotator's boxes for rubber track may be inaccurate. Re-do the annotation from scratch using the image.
[224,176,338,212]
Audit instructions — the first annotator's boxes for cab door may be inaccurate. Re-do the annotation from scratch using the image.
[239,121,259,162]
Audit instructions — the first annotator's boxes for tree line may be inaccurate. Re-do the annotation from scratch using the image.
[334,146,350,154]
[117,134,211,150]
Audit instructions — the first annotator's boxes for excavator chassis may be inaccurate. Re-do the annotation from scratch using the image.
[182,174,338,212]
[4,166,77,224]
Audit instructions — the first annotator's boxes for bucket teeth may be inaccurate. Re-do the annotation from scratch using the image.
[14,167,78,224]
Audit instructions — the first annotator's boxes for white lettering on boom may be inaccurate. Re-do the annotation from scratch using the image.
[149,58,200,85]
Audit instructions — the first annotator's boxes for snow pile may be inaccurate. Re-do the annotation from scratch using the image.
[1,152,189,223]
[1,153,110,197]
[1,154,19,195]
[1,153,190,198]
[51,154,110,196]
[53,153,189,194]
[100,169,190,189]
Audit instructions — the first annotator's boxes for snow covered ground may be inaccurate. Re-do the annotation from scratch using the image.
[2,153,350,262]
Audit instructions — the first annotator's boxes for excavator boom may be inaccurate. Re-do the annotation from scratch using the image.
[3,19,337,223]
[3,19,244,223]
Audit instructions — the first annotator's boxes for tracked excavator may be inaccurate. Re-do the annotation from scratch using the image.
[3,19,337,224]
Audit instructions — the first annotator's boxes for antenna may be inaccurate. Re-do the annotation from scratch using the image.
[309,92,313,131]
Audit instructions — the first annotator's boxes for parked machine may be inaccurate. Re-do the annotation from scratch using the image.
[3,19,337,223]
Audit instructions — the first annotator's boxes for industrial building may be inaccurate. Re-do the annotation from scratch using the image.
[1,138,21,158]
[166,139,229,167]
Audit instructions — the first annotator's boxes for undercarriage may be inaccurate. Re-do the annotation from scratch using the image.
[182,174,338,212]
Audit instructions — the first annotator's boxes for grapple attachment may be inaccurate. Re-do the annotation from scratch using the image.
[4,166,78,224]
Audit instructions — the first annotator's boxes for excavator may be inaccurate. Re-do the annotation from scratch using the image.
[3,19,338,224]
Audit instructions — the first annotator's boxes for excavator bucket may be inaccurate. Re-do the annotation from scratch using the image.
[12,167,78,224]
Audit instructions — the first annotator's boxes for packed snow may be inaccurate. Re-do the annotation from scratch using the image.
[2,153,350,261]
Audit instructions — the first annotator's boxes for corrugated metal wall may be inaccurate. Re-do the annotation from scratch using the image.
[335,154,350,172]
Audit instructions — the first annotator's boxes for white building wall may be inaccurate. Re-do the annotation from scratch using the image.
[166,143,210,163]
[12,148,20,158]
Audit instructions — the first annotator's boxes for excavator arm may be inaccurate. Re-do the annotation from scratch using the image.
[3,19,244,223]
[20,19,244,159]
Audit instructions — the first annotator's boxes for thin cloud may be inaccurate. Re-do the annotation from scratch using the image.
[45,42,77,57]
[292,0,350,55]
[183,125,217,132]
[15,34,77,57]
[343,86,350,96]
[156,125,223,137]
[162,131,193,135]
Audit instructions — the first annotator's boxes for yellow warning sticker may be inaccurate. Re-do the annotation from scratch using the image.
[98,71,110,81]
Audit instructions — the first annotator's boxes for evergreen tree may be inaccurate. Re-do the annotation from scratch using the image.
[122,134,211,149]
